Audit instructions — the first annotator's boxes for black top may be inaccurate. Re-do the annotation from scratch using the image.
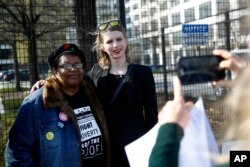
[87,63,158,167]
[102,73,137,166]
[64,89,105,167]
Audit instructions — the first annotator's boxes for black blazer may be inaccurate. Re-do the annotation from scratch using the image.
[87,63,158,167]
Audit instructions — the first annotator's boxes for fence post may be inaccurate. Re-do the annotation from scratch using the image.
[74,0,97,71]
[161,28,168,100]
[225,11,232,81]
[118,0,126,30]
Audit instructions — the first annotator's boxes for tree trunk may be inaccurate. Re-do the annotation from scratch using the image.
[12,41,21,91]
[28,30,39,86]
[74,0,97,71]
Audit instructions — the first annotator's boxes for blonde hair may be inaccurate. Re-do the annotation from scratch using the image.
[224,64,250,147]
[92,22,130,70]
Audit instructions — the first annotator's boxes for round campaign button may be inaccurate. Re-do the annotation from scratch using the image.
[59,112,68,121]
[46,131,54,140]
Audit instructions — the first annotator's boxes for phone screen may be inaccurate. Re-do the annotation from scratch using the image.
[177,55,225,85]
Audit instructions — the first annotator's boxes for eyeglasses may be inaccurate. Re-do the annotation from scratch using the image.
[58,63,84,70]
[98,20,120,31]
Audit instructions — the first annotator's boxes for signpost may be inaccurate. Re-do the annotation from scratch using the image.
[182,24,209,46]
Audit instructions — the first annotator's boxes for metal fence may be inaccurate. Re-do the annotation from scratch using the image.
[0,0,249,166]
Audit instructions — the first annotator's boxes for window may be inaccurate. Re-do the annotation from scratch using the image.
[216,0,229,14]
[170,0,180,7]
[144,54,150,64]
[239,16,249,35]
[164,33,170,45]
[126,17,131,24]
[132,4,138,10]
[172,12,181,26]
[199,2,212,19]
[208,25,214,40]
[133,25,140,36]
[150,8,157,16]
[127,7,130,13]
[151,20,158,31]
[159,1,168,11]
[153,53,159,65]
[134,15,139,20]
[0,49,12,59]
[172,31,182,45]
[217,22,226,38]
[152,36,159,46]
[186,49,195,57]
[141,22,149,32]
[127,28,132,37]
[173,50,181,64]
[184,7,195,22]
[142,11,148,18]
[160,15,168,27]
[143,38,150,47]
[238,0,247,8]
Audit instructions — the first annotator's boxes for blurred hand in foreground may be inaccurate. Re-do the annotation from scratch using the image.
[158,76,193,128]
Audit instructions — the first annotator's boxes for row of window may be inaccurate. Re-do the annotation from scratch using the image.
[127,0,240,26]
[127,18,248,47]
[129,0,246,13]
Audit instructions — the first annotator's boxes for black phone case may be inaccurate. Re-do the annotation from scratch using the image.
[177,56,225,85]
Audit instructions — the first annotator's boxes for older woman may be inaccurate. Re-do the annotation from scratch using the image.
[5,43,110,167]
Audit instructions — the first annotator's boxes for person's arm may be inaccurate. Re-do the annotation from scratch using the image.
[143,66,158,131]
[148,76,193,167]
[5,99,38,166]
[149,123,184,167]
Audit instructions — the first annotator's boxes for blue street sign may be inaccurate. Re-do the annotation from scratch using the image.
[182,24,209,34]
[182,24,209,46]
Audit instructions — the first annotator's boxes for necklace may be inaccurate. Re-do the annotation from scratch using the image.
[110,62,128,76]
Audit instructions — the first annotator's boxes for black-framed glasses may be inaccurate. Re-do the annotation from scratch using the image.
[58,63,84,70]
[98,20,120,31]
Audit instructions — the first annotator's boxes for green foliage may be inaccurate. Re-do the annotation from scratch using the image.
[2,99,23,110]
[0,88,29,93]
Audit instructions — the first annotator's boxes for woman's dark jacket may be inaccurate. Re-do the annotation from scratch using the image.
[87,63,158,166]
[5,76,110,167]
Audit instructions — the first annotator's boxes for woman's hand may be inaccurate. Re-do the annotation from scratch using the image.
[30,80,46,92]
[213,49,246,88]
[158,76,193,128]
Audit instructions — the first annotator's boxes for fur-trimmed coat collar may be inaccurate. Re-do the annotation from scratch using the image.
[42,76,103,120]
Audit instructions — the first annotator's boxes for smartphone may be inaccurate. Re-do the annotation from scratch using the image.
[177,55,225,85]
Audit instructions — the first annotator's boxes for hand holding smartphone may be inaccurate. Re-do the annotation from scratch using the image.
[177,55,225,85]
